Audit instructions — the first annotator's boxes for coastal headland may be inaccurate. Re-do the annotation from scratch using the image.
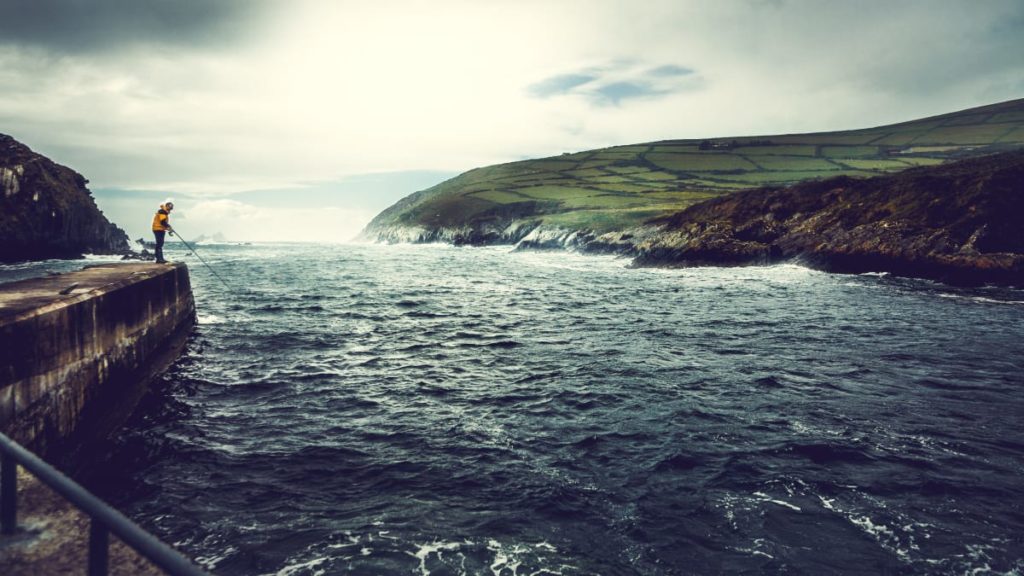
[632,150,1024,285]
[362,98,1024,286]
[1,134,129,262]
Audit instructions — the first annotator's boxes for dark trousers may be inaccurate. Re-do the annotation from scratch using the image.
[154,230,166,262]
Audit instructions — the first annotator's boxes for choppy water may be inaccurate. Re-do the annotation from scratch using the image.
[6,243,1024,575]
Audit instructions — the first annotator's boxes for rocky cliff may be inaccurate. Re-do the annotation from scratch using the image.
[634,150,1024,286]
[0,134,129,262]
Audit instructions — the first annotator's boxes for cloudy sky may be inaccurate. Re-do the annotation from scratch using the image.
[2,0,1022,241]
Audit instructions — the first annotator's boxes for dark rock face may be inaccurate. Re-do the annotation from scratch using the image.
[635,151,1024,286]
[1,134,129,262]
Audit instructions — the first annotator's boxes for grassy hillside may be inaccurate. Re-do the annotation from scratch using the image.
[368,98,1024,235]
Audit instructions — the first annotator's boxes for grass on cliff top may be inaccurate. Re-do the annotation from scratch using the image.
[388,98,1024,233]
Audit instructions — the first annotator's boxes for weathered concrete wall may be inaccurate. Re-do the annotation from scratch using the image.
[0,263,195,463]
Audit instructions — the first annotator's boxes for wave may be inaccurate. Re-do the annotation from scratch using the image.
[197,313,226,325]
[99,242,1024,575]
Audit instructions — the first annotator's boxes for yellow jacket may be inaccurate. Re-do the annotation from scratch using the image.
[152,205,171,232]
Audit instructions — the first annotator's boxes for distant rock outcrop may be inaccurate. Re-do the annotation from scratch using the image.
[0,134,129,262]
[634,150,1024,286]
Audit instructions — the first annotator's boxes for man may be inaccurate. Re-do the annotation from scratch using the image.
[151,200,174,263]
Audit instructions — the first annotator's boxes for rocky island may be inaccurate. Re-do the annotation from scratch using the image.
[1,134,129,262]
[362,98,1024,286]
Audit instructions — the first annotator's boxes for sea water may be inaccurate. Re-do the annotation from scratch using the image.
[5,243,1024,574]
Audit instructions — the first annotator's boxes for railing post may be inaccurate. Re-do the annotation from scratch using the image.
[1,451,15,534]
[0,433,208,575]
[89,518,109,576]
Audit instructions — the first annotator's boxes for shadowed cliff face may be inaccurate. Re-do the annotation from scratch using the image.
[0,134,129,262]
[635,150,1024,285]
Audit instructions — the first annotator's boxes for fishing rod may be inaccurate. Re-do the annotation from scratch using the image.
[168,226,234,292]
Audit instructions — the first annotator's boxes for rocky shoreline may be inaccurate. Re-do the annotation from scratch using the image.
[1,134,129,263]
[363,151,1024,287]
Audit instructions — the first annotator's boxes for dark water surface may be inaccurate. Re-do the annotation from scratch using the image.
[7,243,1024,574]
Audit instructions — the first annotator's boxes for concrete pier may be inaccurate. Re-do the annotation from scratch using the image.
[0,263,196,464]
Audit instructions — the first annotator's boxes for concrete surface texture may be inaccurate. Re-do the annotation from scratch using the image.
[0,263,196,463]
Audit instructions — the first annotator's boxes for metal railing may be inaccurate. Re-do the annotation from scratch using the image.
[0,432,209,576]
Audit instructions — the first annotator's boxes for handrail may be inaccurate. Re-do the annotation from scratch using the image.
[0,432,209,576]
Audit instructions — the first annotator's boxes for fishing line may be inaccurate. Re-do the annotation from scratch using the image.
[168,227,235,292]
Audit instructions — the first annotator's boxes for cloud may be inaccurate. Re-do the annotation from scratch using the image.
[92,170,455,242]
[648,65,695,77]
[528,74,598,98]
[527,61,703,106]
[593,82,666,106]
[3,0,1024,230]
[0,0,269,53]
[178,199,373,243]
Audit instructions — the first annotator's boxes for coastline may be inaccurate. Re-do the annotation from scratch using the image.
[362,223,1024,287]
[361,151,1024,288]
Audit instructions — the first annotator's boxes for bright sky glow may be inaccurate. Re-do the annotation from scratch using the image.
[1,0,1022,241]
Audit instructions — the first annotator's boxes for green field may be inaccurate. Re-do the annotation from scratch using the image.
[838,159,917,171]
[997,126,1024,143]
[741,144,818,156]
[647,152,758,172]
[894,157,944,166]
[375,98,1024,234]
[748,156,838,170]
[820,146,878,158]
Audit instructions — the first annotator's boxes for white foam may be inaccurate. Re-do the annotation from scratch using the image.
[488,539,530,576]
[936,293,1024,305]
[970,296,1024,305]
[197,313,226,325]
[849,514,896,541]
[408,540,468,576]
[965,544,995,576]
[82,254,124,262]
[790,420,813,435]
[753,492,801,512]
[195,546,238,570]
[512,250,627,274]
[272,556,328,576]
[817,494,922,563]
[733,543,775,560]
[483,539,567,576]
[326,533,361,550]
